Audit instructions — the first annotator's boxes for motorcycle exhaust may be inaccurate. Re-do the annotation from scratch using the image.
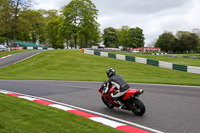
[133,89,144,98]
[139,89,144,94]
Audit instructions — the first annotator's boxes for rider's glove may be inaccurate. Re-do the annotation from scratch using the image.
[102,83,106,88]
[103,90,108,94]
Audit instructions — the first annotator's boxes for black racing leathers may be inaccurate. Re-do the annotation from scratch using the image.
[105,74,130,95]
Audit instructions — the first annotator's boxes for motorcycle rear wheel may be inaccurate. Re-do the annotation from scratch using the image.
[101,96,114,109]
[130,98,145,116]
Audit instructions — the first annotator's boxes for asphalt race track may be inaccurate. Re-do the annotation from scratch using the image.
[0,51,200,133]
[0,50,46,68]
[0,80,200,133]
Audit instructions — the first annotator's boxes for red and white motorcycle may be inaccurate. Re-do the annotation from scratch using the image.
[98,82,146,116]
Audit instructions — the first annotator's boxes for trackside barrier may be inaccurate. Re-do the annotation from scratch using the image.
[0,49,8,52]
[22,47,54,50]
[27,47,34,50]
[159,61,173,69]
[100,52,108,57]
[187,66,200,74]
[135,57,147,64]
[0,47,54,52]
[152,53,167,55]
[116,54,126,60]
[82,49,200,74]
[0,47,24,52]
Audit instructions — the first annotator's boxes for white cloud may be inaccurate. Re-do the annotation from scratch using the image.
[33,0,70,10]
[33,0,200,46]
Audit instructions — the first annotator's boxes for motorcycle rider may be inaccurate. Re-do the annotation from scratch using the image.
[103,68,130,108]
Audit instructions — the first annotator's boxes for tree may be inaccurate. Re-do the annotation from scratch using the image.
[0,0,14,45]
[46,16,64,49]
[192,28,200,38]
[0,0,32,45]
[103,27,118,47]
[155,32,176,52]
[155,31,200,53]
[17,10,44,43]
[176,32,200,53]
[78,0,100,48]
[118,26,131,50]
[129,27,145,48]
[0,32,6,44]
[61,0,100,48]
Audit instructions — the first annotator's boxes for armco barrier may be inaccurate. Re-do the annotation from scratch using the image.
[94,51,100,56]
[135,57,147,64]
[23,47,53,50]
[173,64,187,72]
[100,52,108,57]
[108,53,116,59]
[152,53,167,55]
[188,66,200,74]
[0,47,54,51]
[116,54,126,60]
[147,59,159,66]
[159,61,173,69]
[82,49,200,74]
[126,56,135,62]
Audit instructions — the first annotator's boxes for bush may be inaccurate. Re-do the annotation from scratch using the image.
[55,41,64,49]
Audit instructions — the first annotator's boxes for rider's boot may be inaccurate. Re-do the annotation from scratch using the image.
[117,98,125,109]
[110,95,124,108]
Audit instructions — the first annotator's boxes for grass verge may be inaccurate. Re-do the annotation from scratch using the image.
[0,93,123,133]
[0,49,200,86]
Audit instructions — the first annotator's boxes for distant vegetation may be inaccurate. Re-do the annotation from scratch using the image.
[154,30,200,53]
[0,0,199,53]
[0,0,101,49]
[103,26,145,50]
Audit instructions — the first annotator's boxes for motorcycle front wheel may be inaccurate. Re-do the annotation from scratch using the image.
[101,96,114,109]
[130,98,145,116]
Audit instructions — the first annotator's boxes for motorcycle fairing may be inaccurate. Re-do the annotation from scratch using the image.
[123,89,138,100]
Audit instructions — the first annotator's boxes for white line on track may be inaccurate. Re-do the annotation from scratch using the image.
[0,88,165,133]
[12,53,40,64]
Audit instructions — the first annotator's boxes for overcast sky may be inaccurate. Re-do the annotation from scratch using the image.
[33,0,200,46]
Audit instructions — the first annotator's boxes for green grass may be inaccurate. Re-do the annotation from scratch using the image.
[108,51,200,67]
[0,50,34,58]
[168,53,200,56]
[0,93,123,133]
[0,49,200,86]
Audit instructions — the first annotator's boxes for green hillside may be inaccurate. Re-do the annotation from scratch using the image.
[0,49,200,86]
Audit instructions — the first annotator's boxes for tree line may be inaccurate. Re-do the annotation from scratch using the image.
[0,0,145,49]
[103,26,145,50]
[155,30,200,53]
[0,0,101,49]
[1,0,199,53]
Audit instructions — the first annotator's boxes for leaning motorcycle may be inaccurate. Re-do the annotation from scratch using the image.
[98,82,146,116]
